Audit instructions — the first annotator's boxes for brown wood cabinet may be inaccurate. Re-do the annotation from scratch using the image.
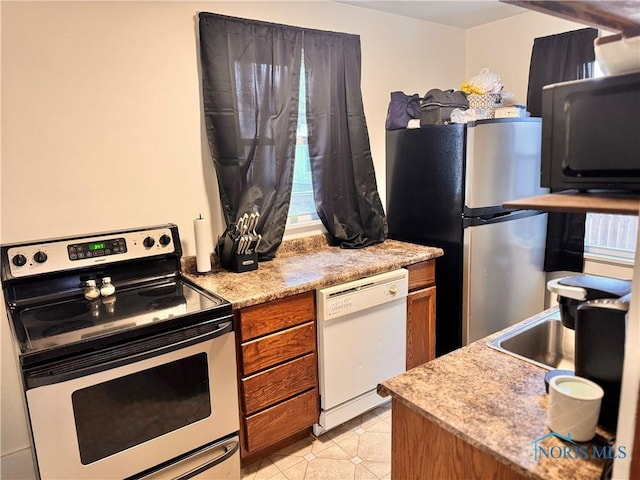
[405,260,436,369]
[236,291,318,459]
[234,262,436,460]
[391,398,526,480]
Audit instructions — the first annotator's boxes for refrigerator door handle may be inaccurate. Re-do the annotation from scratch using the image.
[464,205,517,218]
[463,204,547,218]
[463,209,545,228]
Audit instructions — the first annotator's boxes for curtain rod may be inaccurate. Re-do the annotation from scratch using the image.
[197,11,360,40]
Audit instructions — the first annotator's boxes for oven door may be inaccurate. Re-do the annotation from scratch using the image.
[25,319,239,480]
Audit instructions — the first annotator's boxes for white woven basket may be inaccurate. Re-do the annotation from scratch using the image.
[468,93,502,117]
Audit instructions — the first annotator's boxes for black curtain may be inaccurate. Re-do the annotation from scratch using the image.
[198,13,302,260]
[199,13,386,257]
[303,30,387,248]
[526,28,598,272]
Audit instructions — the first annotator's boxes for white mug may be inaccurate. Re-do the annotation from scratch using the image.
[547,375,604,442]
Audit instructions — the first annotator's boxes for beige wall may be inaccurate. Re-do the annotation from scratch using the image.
[614,223,639,479]
[0,1,465,253]
[465,11,585,104]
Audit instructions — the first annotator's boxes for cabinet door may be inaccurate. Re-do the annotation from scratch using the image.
[406,286,436,370]
[391,398,527,480]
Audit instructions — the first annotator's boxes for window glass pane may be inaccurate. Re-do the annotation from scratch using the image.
[585,213,638,259]
[288,53,318,225]
[72,353,210,464]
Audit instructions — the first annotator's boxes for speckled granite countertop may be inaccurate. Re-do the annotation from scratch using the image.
[181,235,443,308]
[378,311,612,480]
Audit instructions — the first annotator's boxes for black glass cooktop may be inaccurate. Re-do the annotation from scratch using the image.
[14,279,224,356]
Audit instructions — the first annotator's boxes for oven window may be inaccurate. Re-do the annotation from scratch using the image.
[72,353,211,464]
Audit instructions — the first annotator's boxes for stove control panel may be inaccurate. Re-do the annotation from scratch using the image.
[67,237,127,261]
[4,225,177,279]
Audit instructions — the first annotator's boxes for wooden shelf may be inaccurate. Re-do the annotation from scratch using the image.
[502,1,640,37]
[503,191,640,215]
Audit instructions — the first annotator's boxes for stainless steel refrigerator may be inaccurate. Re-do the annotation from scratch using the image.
[386,118,548,356]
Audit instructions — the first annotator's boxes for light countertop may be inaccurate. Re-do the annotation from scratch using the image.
[181,234,443,308]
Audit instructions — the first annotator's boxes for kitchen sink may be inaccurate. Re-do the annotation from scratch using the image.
[487,308,575,370]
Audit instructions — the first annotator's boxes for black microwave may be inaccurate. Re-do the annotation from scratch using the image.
[541,72,640,192]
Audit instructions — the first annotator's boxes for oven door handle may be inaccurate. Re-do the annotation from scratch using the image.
[25,319,234,388]
[130,435,240,480]
[132,320,234,366]
[174,438,239,480]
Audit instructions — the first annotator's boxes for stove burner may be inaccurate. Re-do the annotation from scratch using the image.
[42,319,95,338]
[35,301,91,322]
[146,296,184,311]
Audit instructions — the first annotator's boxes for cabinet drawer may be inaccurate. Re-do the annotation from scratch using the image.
[242,353,317,416]
[407,260,436,291]
[241,321,316,376]
[244,389,318,454]
[239,292,315,342]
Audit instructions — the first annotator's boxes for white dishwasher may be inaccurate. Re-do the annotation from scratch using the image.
[313,268,408,435]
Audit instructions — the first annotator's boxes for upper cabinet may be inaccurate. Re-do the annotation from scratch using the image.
[502,0,640,36]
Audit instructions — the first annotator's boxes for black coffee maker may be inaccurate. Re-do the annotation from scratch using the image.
[547,274,632,431]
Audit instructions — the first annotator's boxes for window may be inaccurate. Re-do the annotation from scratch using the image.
[584,213,638,261]
[200,14,384,255]
[287,54,319,226]
[232,57,318,227]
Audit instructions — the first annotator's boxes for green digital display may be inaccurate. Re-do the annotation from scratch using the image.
[88,242,106,251]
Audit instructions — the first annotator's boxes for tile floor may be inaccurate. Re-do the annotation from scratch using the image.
[241,402,392,480]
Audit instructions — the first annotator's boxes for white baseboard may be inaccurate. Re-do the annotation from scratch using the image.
[313,389,389,436]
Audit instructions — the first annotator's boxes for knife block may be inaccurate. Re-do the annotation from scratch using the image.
[232,252,258,273]
[216,233,259,273]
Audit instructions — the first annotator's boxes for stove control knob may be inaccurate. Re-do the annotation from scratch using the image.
[33,251,48,263]
[143,236,155,248]
[159,234,171,246]
[12,254,27,267]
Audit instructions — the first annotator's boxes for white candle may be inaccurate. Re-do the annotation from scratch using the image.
[194,215,212,273]
[547,375,604,442]
[555,378,601,398]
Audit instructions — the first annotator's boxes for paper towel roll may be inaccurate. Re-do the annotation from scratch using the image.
[194,215,212,273]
